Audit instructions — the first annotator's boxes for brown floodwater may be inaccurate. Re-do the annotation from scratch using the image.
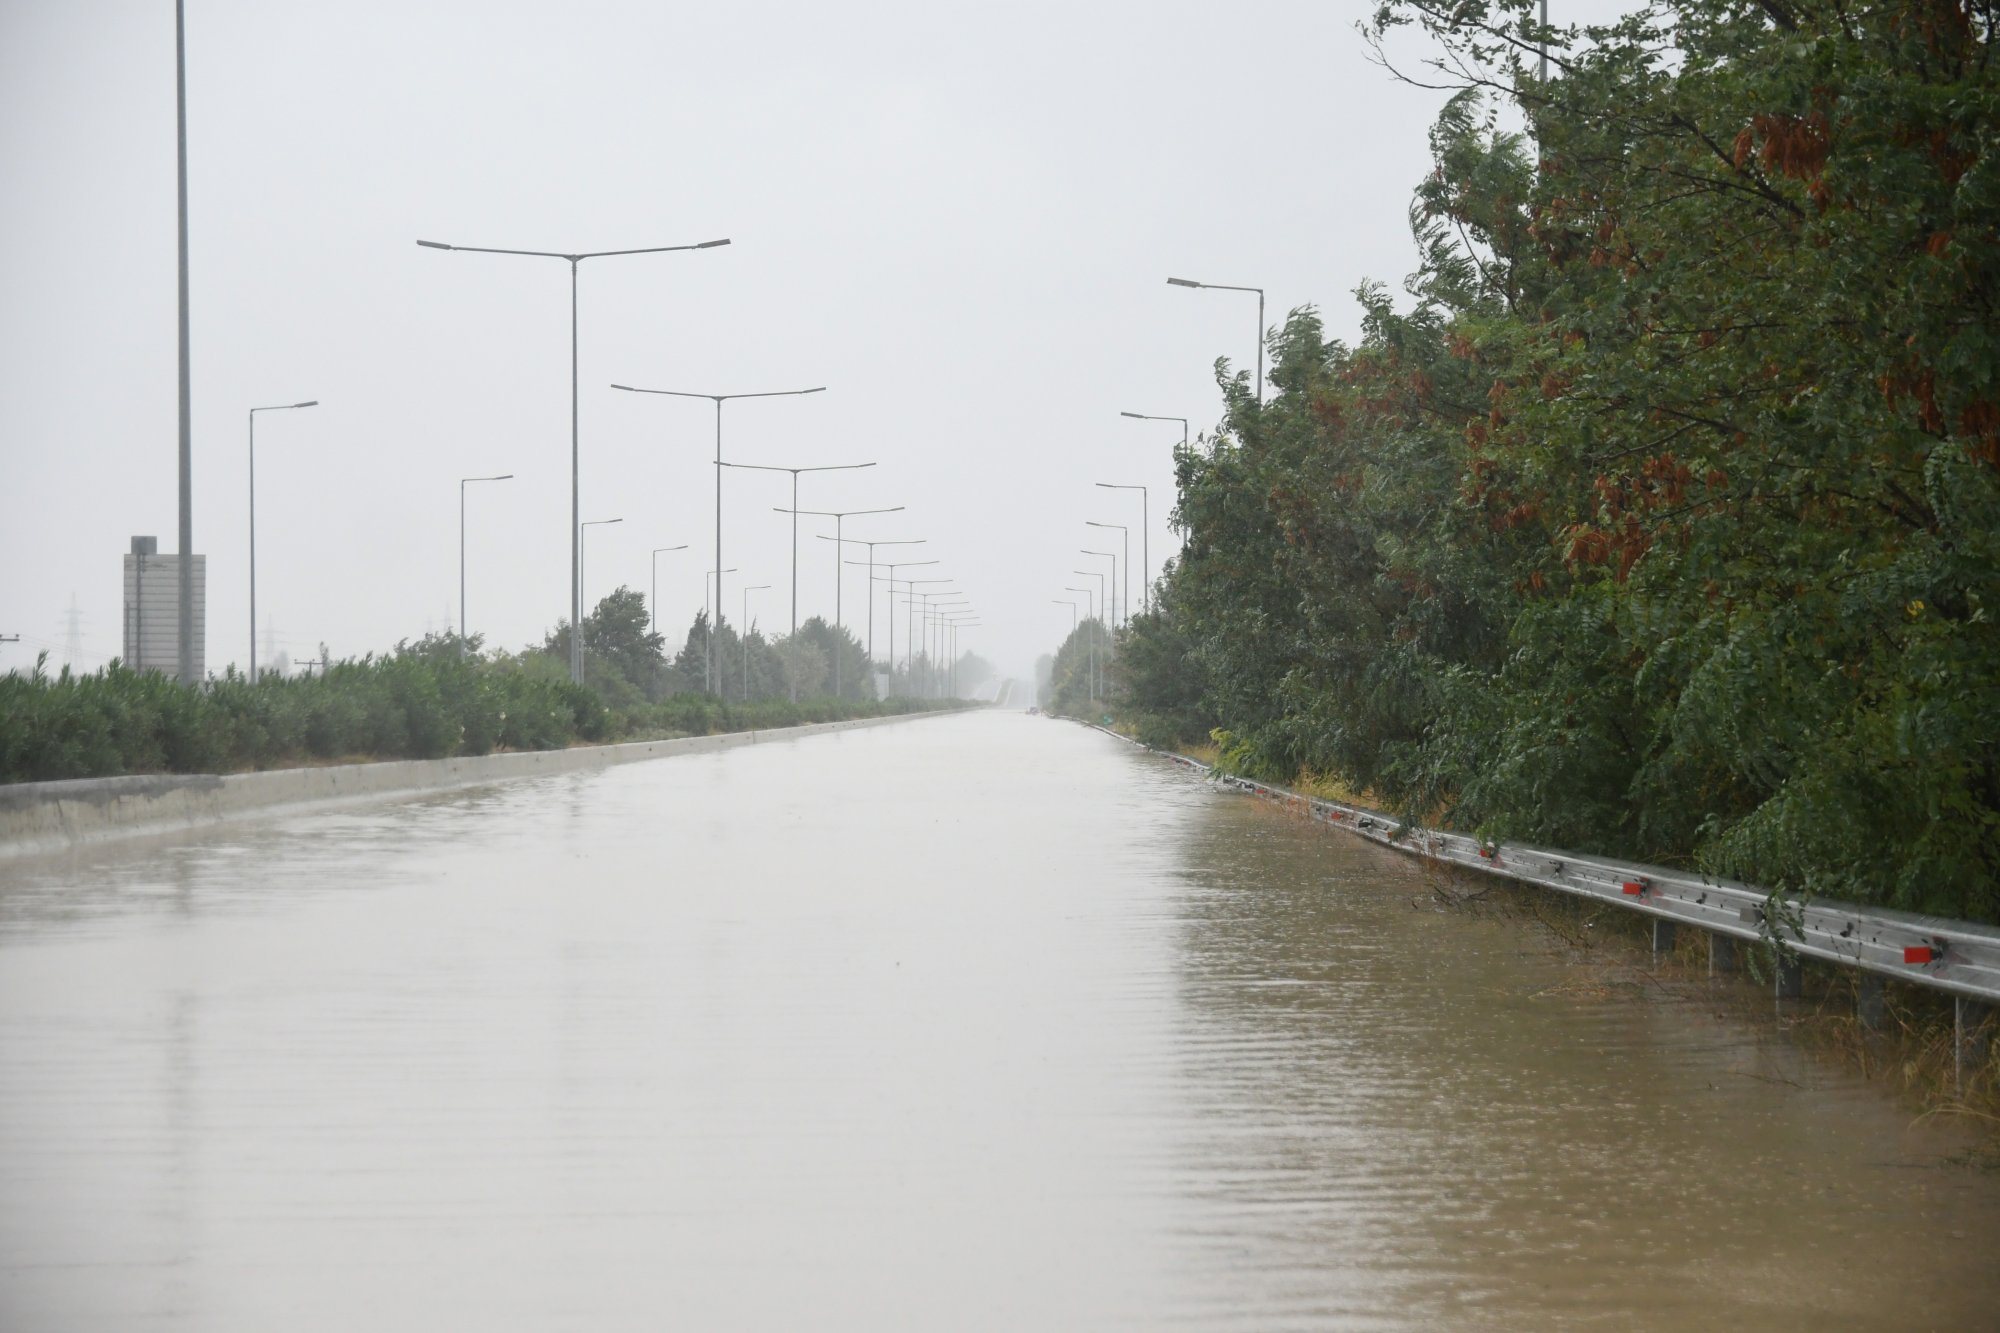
[2,710,1996,1331]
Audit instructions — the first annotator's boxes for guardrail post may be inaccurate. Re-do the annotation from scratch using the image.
[1709,934,1737,977]
[1650,919,1676,957]
[1957,999,1994,1093]
[1856,975,1887,1031]
[1774,953,1803,1000]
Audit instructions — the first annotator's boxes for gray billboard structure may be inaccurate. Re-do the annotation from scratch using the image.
[124,536,204,678]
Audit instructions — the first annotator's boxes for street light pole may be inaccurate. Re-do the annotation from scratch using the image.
[719,460,874,636]
[460,471,514,658]
[175,0,195,685]
[869,560,938,684]
[742,584,770,699]
[608,383,826,692]
[248,400,318,683]
[1166,278,1266,405]
[578,518,622,680]
[704,566,738,696]
[825,536,923,666]
[908,587,960,696]
[776,505,903,697]
[1070,573,1106,699]
[417,235,727,684]
[892,576,952,693]
[1085,523,1128,628]
[650,544,688,639]
[1082,549,1119,627]
[932,600,972,696]
[1095,485,1149,614]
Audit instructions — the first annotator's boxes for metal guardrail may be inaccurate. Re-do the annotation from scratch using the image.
[1100,730,2000,1010]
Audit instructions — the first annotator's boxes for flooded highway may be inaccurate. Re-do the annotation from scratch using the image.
[3,709,1998,1331]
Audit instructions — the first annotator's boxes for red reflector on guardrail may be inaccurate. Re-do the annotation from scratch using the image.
[1905,945,1938,965]
[1622,881,1647,896]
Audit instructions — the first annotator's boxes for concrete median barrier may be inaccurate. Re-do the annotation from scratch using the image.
[0,711,946,858]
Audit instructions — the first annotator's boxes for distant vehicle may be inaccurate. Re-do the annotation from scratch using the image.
[1026,706,1041,716]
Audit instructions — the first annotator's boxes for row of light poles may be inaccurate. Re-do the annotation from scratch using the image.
[417,239,925,695]
[1049,273,1263,698]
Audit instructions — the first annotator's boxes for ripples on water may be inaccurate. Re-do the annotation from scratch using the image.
[2,711,1997,1331]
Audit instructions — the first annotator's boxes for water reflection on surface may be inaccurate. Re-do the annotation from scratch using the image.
[2,711,1996,1331]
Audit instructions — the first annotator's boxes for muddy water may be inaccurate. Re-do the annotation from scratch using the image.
[2,710,1996,1331]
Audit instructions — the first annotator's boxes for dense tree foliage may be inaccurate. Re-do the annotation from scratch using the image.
[1114,0,2000,920]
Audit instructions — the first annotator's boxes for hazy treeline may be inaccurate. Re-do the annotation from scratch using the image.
[0,590,972,783]
[1103,0,1999,921]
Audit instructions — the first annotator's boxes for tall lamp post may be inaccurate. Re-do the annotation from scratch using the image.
[248,399,319,683]
[868,559,939,680]
[906,585,958,694]
[928,600,976,696]
[1082,549,1119,627]
[741,584,770,699]
[1085,522,1128,629]
[1068,578,1104,699]
[823,535,923,666]
[609,382,825,692]
[1095,485,1149,614]
[1166,277,1265,404]
[175,0,194,684]
[704,566,738,694]
[720,459,873,636]
[579,517,622,679]
[417,234,728,684]
[650,544,688,638]
[459,470,514,658]
[942,614,980,698]
[1052,599,1079,707]
[777,505,903,696]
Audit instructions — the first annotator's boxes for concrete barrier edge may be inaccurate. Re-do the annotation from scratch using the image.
[0,709,956,859]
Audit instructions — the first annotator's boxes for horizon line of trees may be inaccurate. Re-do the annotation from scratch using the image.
[1066,0,2000,923]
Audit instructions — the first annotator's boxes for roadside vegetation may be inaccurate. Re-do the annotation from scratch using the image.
[0,592,974,784]
[1048,0,2000,924]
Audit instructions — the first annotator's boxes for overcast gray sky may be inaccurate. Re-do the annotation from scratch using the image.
[2,0,1529,681]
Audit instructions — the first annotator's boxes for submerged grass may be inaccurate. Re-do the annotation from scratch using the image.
[1411,857,2000,1139]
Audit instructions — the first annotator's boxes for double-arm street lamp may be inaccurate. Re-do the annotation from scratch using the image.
[1085,523,1128,629]
[1167,276,1266,404]
[941,613,980,698]
[417,234,728,684]
[1095,485,1149,614]
[579,518,622,678]
[248,399,318,683]
[823,535,923,666]
[650,544,689,638]
[927,600,971,696]
[460,471,514,658]
[778,505,903,696]
[866,559,938,674]
[720,459,874,635]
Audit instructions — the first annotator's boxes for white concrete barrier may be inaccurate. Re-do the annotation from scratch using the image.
[0,711,952,858]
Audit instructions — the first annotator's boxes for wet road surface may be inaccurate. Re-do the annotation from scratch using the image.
[4,709,1998,1330]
